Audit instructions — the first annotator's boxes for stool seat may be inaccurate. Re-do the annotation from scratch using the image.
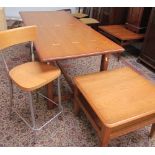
[72,13,88,19]
[79,18,99,25]
[9,61,60,91]
[74,67,155,128]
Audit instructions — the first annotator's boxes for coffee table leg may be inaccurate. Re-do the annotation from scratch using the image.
[150,123,155,138]
[100,54,109,71]
[101,127,110,147]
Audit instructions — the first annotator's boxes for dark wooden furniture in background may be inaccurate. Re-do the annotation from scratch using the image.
[79,7,100,29]
[72,7,90,19]
[138,8,155,69]
[98,25,144,60]
[78,7,129,31]
[98,7,128,25]
[125,7,152,33]
[82,7,91,16]
[98,7,152,60]
[99,25,144,46]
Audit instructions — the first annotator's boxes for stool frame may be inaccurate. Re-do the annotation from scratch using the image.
[1,42,63,131]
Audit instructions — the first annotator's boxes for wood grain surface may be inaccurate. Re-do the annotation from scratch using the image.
[74,67,155,128]
[99,25,144,41]
[20,11,124,62]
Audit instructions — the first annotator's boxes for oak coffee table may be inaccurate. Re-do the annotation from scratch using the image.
[74,67,155,146]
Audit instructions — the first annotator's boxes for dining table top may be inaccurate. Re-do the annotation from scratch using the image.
[20,11,124,62]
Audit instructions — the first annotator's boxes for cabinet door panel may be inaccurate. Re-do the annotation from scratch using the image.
[127,8,143,27]
[139,8,155,68]
[126,7,152,33]
[142,9,155,59]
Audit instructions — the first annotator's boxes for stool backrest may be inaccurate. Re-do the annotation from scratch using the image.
[0,25,37,51]
[83,7,91,16]
[92,7,101,20]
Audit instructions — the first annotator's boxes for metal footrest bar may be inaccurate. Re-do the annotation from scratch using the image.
[12,109,34,130]
[37,92,59,106]
[12,107,63,131]
[11,76,63,131]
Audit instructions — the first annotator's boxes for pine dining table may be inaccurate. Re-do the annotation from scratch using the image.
[20,11,124,109]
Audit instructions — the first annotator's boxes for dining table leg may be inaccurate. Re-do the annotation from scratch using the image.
[47,82,54,109]
[46,62,55,109]
[100,54,109,71]
[46,53,109,109]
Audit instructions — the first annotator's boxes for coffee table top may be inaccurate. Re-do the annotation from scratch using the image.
[20,11,124,62]
[74,67,155,128]
[99,25,144,41]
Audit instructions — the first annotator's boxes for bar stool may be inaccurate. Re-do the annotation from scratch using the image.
[79,8,100,30]
[72,7,90,19]
[0,25,63,143]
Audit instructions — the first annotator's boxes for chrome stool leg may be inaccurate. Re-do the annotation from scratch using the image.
[57,77,62,110]
[11,78,63,145]
[28,92,36,129]
[28,92,36,144]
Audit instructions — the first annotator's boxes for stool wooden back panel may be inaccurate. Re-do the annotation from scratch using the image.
[83,7,91,16]
[0,24,63,136]
[0,25,37,50]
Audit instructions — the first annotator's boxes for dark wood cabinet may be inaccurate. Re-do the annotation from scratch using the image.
[92,7,128,25]
[139,8,155,69]
[125,7,152,33]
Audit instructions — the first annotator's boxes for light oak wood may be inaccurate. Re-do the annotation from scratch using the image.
[72,13,88,19]
[74,89,102,137]
[0,25,61,110]
[101,127,111,147]
[0,25,37,50]
[99,25,144,41]
[9,61,60,92]
[74,67,155,128]
[74,67,155,146]
[20,11,124,62]
[79,18,99,25]
[74,87,155,146]
[110,115,155,139]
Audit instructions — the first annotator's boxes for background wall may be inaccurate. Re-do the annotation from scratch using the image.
[4,7,77,19]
